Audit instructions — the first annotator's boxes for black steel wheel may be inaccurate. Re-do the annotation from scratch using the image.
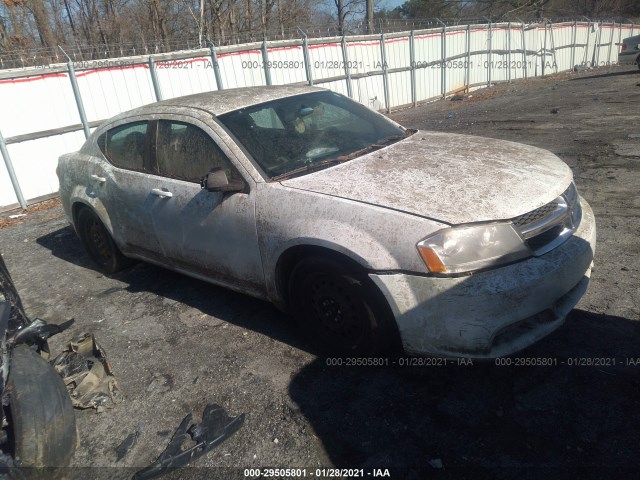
[76,207,131,274]
[289,256,399,356]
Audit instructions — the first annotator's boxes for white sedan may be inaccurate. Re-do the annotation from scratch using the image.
[57,85,596,358]
[618,34,640,68]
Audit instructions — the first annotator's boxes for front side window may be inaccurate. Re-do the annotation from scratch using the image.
[155,121,240,183]
[98,121,149,171]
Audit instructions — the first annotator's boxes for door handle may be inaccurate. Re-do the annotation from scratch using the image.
[90,174,106,183]
[151,188,173,198]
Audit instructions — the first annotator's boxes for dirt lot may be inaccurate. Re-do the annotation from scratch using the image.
[1,65,639,479]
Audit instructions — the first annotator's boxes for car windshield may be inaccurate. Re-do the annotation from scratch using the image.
[218,91,408,179]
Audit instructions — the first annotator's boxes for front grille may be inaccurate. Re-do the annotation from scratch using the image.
[511,183,581,256]
[513,202,559,229]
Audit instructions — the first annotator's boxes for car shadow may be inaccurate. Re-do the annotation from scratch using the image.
[36,224,98,271]
[570,68,640,80]
[36,225,306,351]
[289,309,640,478]
[38,227,640,476]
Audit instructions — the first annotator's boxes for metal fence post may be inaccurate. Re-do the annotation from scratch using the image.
[522,23,528,79]
[148,57,163,101]
[0,129,27,209]
[549,22,558,73]
[66,61,90,139]
[380,33,390,112]
[616,24,622,65]
[302,35,314,86]
[437,19,447,97]
[507,22,512,82]
[466,24,471,90]
[606,22,615,65]
[571,20,577,69]
[209,45,224,90]
[409,30,416,106]
[261,40,272,86]
[594,23,602,67]
[340,35,352,98]
[488,21,493,85]
[542,22,547,76]
[584,22,592,66]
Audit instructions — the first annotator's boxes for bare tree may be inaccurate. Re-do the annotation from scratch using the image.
[334,0,365,35]
[21,0,56,48]
[147,0,169,44]
[365,0,373,33]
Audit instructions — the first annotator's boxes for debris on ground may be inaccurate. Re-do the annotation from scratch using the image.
[133,404,245,480]
[116,430,141,462]
[0,197,62,229]
[11,318,74,357]
[52,333,124,412]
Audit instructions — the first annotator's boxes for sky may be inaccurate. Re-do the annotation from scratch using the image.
[379,0,406,9]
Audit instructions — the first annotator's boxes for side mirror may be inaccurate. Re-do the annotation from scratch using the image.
[201,168,245,193]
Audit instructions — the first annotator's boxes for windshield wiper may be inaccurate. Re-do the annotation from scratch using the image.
[271,131,414,182]
[271,158,344,181]
[335,133,410,163]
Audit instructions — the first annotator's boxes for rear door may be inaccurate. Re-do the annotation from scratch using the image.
[95,119,164,258]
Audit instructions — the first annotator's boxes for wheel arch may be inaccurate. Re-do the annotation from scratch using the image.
[275,243,376,310]
[71,199,114,235]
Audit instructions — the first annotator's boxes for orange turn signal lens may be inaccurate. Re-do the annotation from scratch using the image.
[417,245,447,273]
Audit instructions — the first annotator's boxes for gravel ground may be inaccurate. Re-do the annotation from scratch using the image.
[1,64,639,480]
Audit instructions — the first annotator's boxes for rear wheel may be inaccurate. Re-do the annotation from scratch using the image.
[77,207,131,273]
[6,346,77,476]
[288,257,399,356]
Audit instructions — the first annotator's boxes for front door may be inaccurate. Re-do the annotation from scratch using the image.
[144,118,265,293]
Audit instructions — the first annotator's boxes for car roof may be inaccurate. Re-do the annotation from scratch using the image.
[127,84,324,118]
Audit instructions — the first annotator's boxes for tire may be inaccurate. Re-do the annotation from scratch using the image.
[6,346,77,476]
[76,207,131,274]
[288,256,399,356]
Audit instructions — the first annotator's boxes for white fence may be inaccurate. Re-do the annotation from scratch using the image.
[0,20,637,210]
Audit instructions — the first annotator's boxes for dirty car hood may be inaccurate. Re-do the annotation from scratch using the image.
[281,130,573,224]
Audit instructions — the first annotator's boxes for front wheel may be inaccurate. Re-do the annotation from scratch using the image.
[288,257,399,356]
[76,207,131,274]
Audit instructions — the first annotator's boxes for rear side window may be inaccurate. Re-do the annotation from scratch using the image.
[155,120,240,183]
[97,121,148,171]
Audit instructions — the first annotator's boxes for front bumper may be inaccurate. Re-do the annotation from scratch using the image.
[370,198,596,358]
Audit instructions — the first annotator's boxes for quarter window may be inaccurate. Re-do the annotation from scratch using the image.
[155,121,239,183]
[98,121,148,171]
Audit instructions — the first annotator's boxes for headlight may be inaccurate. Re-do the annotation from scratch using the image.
[417,223,532,275]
